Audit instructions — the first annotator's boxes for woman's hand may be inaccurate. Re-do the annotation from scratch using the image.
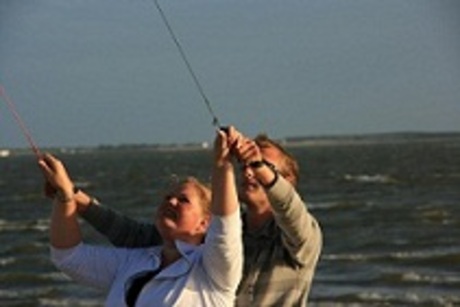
[233,137,263,167]
[214,126,242,166]
[214,126,241,168]
[38,154,75,201]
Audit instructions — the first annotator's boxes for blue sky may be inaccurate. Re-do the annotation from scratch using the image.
[1,0,459,148]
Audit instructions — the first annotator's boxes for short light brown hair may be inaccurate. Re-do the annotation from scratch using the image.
[254,134,300,186]
[168,176,212,215]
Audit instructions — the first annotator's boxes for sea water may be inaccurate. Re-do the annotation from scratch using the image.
[1,137,459,306]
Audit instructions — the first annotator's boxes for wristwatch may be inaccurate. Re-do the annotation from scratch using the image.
[247,159,279,188]
[248,159,275,169]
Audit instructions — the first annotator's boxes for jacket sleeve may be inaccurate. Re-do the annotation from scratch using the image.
[50,243,128,291]
[80,201,162,248]
[202,208,243,293]
[266,175,322,266]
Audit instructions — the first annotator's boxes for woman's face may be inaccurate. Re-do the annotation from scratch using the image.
[155,182,210,243]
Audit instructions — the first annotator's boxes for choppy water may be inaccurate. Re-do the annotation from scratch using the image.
[1,138,459,306]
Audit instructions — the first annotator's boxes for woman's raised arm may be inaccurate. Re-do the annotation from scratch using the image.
[39,154,81,248]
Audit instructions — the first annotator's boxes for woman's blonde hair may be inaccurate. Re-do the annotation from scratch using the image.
[168,176,212,215]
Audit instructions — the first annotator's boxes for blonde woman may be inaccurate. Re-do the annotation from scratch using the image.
[39,128,242,307]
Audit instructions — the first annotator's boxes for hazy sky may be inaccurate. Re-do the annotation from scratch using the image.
[1,0,459,148]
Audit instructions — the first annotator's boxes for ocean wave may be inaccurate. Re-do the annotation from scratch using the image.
[399,271,460,284]
[323,247,460,263]
[73,180,93,189]
[0,257,15,266]
[355,291,460,306]
[1,244,47,259]
[308,201,363,211]
[312,288,460,306]
[343,173,397,184]
[37,298,103,307]
[390,248,460,262]
[0,192,43,203]
[0,285,55,299]
[416,207,454,225]
[380,270,460,286]
[0,289,19,299]
[0,286,100,307]
[433,172,460,179]
[0,219,49,232]
[0,271,68,287]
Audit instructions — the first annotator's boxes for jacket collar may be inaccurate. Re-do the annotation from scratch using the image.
[146,240,200,279]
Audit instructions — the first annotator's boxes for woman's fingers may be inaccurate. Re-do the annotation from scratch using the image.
[38,153,73,191]
[38,158,53,178]
[235,139,254,160]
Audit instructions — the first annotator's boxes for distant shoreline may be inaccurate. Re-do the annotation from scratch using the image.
[2,131,460,156]
[282,131,460,147]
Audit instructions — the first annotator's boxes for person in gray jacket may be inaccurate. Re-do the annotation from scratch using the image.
[72,126,322,306]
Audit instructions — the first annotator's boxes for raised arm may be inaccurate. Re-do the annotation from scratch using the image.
[40,155,150,291]
[211,127,240,217]
[266,176,322,265]
[203,127,243,292]
[39,154,81,248]
[233,133,322,265]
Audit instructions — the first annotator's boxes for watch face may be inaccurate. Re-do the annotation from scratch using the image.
[248,160,264,169]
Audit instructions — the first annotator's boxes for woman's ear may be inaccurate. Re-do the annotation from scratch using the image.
[197,215,211,234]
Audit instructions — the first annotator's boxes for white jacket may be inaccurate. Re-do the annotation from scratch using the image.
[51,210,242,307]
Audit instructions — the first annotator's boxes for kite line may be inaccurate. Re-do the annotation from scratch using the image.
[0,84,42,158]
[151,0,223,129]
[1,2,222,157]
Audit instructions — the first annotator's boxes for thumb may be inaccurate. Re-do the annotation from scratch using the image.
[38,159,51,175]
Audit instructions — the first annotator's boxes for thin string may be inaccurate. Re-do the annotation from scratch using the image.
[151,0,222,129]
[0,84,41,158]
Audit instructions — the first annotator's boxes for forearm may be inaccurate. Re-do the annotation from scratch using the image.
[211,163,239,216]
[268,176,321,253]
[204,209,243,291]
[73,189,93,214]
[50,199,82,249]
[77,191,160,247]
[39,154,83,249]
